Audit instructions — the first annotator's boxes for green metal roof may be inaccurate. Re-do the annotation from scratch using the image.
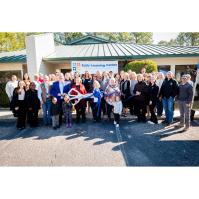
[0,50,26,63]
[1,41,199,64]
[43,43,199,61]
[53,33,111,45]
[68,35,111,45]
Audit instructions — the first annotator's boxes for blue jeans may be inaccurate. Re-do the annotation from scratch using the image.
[42,99,51,125]
[162,97,174,124]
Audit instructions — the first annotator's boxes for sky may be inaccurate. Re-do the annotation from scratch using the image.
[152,32,179,44]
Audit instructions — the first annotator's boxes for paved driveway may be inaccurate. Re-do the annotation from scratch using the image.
[0,110,199,166]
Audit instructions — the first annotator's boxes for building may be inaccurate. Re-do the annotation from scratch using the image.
[0,33,199,83]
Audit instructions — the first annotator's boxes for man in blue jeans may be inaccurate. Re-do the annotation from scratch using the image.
[38,75,52,126]
[159,71,179,125]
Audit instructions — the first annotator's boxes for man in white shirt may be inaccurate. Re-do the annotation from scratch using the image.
[5,75,18,102]
[129,72,137,115]
[38,75,51,126]
[33,74,40,90]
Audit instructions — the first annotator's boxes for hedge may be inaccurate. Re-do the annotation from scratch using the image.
[0,83,9,107]
[124,60,158,73]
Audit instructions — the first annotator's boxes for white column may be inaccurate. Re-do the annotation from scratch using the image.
[25,33,55,79]
[170,64,175,75]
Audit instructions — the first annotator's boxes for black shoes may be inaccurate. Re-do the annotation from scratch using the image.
[17,127,25,131]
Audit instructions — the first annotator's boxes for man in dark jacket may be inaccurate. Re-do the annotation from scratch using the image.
[176,75,193,131]
[159,71,179,125]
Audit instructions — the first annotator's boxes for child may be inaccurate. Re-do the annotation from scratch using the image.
[109,96,123,128]
[91,80,102,122]
[50,97,60,130]
[62,94,73,128]
[104,77,120,121]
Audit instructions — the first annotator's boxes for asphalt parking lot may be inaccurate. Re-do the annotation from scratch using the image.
[0,110,199,166]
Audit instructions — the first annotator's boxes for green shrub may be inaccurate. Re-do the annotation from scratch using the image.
[124,60,158,73]
[0,83,9,107]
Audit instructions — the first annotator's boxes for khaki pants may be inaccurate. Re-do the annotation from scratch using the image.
[52,115,59,127]
[178,101,191,128]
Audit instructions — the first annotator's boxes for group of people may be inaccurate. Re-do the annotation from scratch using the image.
[5,67,194,131]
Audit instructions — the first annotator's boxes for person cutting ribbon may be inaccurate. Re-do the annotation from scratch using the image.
[68,79,103,123]
[70,77,87,123]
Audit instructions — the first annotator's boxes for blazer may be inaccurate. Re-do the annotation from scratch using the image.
[50,81,71,101]
[148,83,159,105]
[71,83,87,109]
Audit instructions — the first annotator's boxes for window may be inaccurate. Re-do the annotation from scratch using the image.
[0,70,22,83]
[175,65,197,82]
[158,65,170,75]
[61,69,71,74]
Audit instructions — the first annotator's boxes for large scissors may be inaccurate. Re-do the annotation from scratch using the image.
[68,88,94,105]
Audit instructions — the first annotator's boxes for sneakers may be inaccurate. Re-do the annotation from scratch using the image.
[174,124,184,128]
[116,124,119,128]
[184,126,190,131]
[114,121,116,125]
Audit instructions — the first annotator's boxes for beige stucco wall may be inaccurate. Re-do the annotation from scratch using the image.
[0,63,23,71]
[152,57,199,66]
[1,56,199,78]
[44,61,71,74]
[152,56,199,83]
[151,56,199,74]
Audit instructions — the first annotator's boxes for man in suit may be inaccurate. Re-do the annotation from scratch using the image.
[51,73,71,126]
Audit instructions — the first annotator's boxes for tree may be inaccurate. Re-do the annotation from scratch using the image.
[88,32,153,43]
[176,32,199,46]
[0,32,43,52]
[0,32,154,52]
[158,39,177,46]
[117,32,133,42]
[0,32,26,52]
[64,32,84,43]
[131,32,153,44]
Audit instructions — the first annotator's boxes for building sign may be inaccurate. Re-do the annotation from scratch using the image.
[71,61,118,74]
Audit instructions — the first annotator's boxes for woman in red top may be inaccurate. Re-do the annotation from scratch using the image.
[71,77,87,123]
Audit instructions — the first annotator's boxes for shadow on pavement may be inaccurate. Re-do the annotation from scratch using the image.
[0,115,199,166]
[112,120,199,166]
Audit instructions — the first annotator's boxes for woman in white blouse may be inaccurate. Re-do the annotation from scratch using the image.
[11,81,27,130]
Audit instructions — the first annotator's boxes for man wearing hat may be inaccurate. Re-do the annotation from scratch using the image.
[176,75,193,131]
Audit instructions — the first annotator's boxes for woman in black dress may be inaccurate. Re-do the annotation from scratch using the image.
[26,82,41,127]
[148,76,159,124]
[83,71,93,113]
[133,74,148,122]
